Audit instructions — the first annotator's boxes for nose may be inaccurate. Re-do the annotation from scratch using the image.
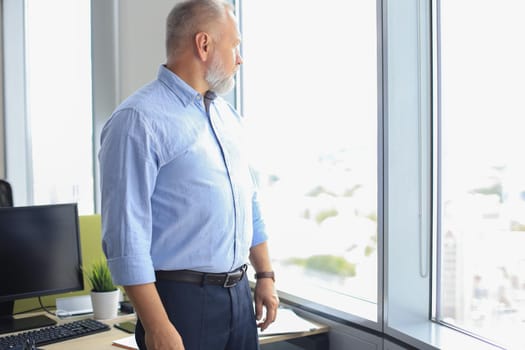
[235,48,243,66]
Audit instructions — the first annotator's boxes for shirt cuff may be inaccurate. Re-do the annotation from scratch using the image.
[107,254,156,286]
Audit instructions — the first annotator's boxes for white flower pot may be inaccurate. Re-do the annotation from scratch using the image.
[90,289,120,320]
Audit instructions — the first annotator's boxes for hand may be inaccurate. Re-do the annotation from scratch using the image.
[144,323,185,350]
[254,278,280,331]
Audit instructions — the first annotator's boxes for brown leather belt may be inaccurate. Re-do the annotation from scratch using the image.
[155,264,247,288]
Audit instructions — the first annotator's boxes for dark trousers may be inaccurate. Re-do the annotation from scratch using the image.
[135,276,260,350]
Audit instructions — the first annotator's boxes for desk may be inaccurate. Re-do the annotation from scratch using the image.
[41,313,136,350]
[18,312,329,349]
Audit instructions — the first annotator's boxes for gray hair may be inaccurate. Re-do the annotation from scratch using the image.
[166,0,233,57]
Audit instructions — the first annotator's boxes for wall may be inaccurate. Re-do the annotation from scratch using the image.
[90,0,178,211]
[283,306,416,350]
[115,0,176,101]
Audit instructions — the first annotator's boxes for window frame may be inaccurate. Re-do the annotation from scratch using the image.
[90,0,119,213]
[382,0,434,347]
[384,0,515,349]
[3,0,32,205]
[3,0,99,210]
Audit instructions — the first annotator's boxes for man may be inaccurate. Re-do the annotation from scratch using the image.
[98,1,279,349]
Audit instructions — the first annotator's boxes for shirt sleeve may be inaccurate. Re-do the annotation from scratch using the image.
[251,190,268,247]
[99,108,159,286]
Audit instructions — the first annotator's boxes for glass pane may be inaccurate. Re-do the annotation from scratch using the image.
[438,1,525,348]
[26,0,94,213]
[241,1,378,318]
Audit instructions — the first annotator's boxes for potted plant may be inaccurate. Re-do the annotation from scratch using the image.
[85,260,120,320]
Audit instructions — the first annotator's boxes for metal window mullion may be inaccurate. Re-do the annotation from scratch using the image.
[432,0,443,322]
[3,0,33,205]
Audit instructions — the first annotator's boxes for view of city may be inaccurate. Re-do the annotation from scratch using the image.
[439,1,525,348]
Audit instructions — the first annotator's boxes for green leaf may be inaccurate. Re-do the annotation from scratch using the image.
[84,259,118,292]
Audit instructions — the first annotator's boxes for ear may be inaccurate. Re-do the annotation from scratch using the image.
[195,32,212,62]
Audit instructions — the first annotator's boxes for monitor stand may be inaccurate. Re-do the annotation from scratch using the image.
[0,300,57,334]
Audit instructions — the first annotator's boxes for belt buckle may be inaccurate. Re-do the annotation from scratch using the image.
[223,272,238,288]
[223,265,247,288]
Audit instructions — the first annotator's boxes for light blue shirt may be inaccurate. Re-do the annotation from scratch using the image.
[99,65,267,286]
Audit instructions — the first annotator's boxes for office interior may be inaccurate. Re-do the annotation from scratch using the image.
[1,1,524,349]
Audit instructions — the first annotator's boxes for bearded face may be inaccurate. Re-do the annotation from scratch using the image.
[205,52,237,95]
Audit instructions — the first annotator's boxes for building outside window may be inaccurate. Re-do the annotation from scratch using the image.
[437,1,525,348]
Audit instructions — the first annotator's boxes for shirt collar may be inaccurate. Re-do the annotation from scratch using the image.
[157,65,202,107]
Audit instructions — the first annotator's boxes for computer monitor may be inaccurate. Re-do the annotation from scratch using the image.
[0,203,83,334]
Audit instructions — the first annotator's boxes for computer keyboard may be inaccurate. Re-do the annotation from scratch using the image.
[0,318,110,349]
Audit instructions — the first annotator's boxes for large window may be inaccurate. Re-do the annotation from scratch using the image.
[5,0,93,213]
[241,1,379,320]
[437,1,525,348]
[26,0,93,212]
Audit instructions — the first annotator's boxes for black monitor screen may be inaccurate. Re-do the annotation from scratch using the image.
[0,203,83,333]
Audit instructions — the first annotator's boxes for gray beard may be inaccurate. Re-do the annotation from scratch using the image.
[205,57,235,95]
